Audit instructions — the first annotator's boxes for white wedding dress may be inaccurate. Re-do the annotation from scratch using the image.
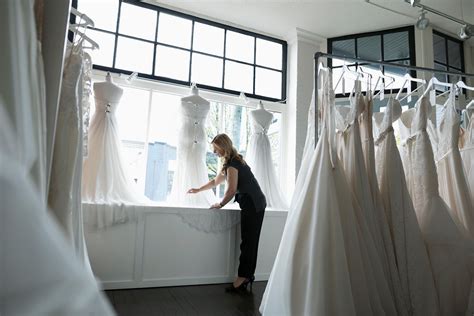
[261,72,381,316]
[246,108,288,209]
[48,43,90,269]
[82,85,145,205]
[361,93,408,315]
[375,97,440,316]
[460,111,474,207]
[399,97,473,315]
[434,90,474,238]
[169,99,215,207]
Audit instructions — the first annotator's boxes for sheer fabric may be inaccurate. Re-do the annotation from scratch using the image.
[460,112,474,206]
[434,91,474,238]
[261,72,380,316]
[399,97,473,315]
[246,109,288,209]
[375,98,439,315]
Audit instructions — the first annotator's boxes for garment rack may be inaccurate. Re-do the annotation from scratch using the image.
[313,51,474,144]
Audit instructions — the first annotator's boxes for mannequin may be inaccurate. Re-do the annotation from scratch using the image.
[181,83,210,106]
[82,71,145,207]
[169,83,215,208]
[246,101,288,209]
[93,72,123,104]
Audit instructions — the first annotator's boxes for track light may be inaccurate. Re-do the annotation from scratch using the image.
[416,10,430,30]
[409,0,420,7]
[459,24,472,40]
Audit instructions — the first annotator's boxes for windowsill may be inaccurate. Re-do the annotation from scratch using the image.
[82,201,288,213]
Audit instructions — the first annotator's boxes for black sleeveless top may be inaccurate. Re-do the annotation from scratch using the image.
[225,157,266,212]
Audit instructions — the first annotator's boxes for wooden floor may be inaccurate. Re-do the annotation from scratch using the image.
[105,281,267,316]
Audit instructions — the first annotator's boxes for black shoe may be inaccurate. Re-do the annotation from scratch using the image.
[225,276,255,293]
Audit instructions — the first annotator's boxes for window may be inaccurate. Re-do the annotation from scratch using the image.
[433,30,465,84]
[88,78,283,202]
[328,26,416,97]
[75,0,287,102]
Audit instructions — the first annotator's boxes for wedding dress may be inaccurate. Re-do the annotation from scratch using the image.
[399,97,473,315]
[434,90,473,238]
[361,93,408,315]
[375,97,440,316]
[82,80,145,205]
[245,105,288,209]
[48,43,91,269]
[460,111,474,204]
[261,72,381,316]
[168,97,215,207]
[338,91,399,315]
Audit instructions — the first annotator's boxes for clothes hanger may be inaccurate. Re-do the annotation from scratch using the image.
[396,72,426,101]
[420,76,452,100]
[456,80,474,91]
[357,65,373,93]
[372,67,395,100]
[334,62,363,92]
[70,7,94,27]
[68,24,99,50]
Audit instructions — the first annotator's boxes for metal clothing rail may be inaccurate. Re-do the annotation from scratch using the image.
[313,51,474,144]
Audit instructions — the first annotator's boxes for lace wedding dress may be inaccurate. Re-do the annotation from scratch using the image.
[460,111,474,206]
[375,97,440,316]
[245,108,288,209]
[434,90,473,238]
[48,43,90,269]
[261,72,381,316]
[399,97,473,315]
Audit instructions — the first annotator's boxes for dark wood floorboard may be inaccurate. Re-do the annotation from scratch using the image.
[105,281,267,316]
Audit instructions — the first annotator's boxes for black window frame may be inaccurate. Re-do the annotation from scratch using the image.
[327,26,416,98]
[432,29,465,83]
[73,0,287,102]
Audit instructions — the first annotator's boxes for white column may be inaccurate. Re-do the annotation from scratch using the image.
[282,28,326,196]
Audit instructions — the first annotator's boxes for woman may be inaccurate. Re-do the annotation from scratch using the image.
[188,133,267,292]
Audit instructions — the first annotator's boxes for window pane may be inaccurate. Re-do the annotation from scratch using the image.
[332,39,355,57]
[86,29,115,67]
[434,63,448,91]
[433,34,446,64]
[155,45,190,81]
[191,53,223,87]
[357,36,381,60]
[146,92,180,201]
[383,60,410,89]
[448,67,462,84]
[115,36,154,74]
[193,22,224,56]
[447,40,462,69]
[332,65,357,95]
[114,86,150,192]
[256,38,282,70]
[224,61,253,93]
[157,13,192,49]
[255,67,282,99]
[118,2,156,41]
[226,31,254,63]
[384,32,409,60]
[77,0,118,32]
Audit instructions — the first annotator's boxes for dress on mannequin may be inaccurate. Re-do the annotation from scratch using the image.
[82,73,146,206]
[169,85,215,207]
[261,71,382,316]
[375,97,439,316]
[245,101,288,209]
[399,97,473,315]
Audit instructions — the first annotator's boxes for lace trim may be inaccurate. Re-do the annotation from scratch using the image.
[374,126,394,146]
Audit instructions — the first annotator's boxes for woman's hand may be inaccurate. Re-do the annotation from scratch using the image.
[210,203,222,209]
[187,188,200,194]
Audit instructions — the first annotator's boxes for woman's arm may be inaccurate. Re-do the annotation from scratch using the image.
[187,169,226,193]
[211,167,238,208]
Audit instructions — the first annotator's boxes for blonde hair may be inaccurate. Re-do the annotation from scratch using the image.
[211,133,245,171]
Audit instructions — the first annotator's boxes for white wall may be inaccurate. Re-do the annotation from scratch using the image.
[84,205,287,289]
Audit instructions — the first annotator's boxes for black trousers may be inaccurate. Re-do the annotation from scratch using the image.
[236,194,265,278]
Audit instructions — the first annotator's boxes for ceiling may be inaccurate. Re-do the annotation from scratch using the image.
[146,0,474,43]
